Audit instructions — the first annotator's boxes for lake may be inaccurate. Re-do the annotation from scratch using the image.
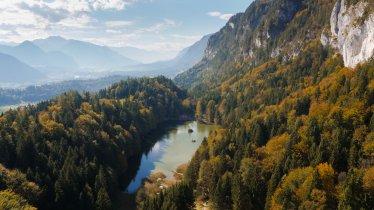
[125,121,218,193]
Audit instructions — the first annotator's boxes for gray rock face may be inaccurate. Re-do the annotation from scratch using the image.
[324,0,374,68]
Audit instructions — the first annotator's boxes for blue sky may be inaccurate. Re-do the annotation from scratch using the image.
[0,0,252,57]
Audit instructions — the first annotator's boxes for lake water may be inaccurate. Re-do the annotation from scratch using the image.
[125,121,218,193]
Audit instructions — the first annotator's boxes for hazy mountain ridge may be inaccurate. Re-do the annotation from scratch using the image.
[0,33,210,84]
[0,41,79,75]
[33,36,140,69]
[0,53,46,83]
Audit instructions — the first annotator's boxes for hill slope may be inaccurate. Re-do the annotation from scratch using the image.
[0,41,79,75]
[175,0,336,90]
[0,53,45,83]
[33,36,140,69]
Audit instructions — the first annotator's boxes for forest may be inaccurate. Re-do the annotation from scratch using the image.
[0,76,189,209]
[145,37,374,210]
[143,43,374,210]
[141,0,374,209]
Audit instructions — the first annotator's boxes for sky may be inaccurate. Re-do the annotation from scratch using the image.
[0,0,252,57]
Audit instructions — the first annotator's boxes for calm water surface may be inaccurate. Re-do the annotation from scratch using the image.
[126,121,218,193]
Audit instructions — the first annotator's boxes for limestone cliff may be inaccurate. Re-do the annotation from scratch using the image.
[322,0,374,68]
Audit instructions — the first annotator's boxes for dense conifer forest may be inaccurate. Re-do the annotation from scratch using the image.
[0,77,188,209]
[141,0,374,209]
[144,46,374,210]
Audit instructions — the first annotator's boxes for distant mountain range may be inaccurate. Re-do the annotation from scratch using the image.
[0,53,46,83]
[0,34,210,84]
[0,41,79,74]
[33,36,140,69]
[0,37,139,83]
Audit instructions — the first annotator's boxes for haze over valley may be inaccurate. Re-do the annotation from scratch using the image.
[0,34,209,85]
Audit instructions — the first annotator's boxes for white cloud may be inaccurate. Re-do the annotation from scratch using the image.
[57,14,92,28]
[207,12,221,17]
[0,1,47,27]
[91,0,133,10]
[105,21,133,27]
[0,0,201,56]
[207,11,233,20]
[40,0,133,12]
[0,0,135,42]
[139,19,177,33]
[105,29,122,34]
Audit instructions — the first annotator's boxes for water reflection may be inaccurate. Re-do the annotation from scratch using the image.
[125,121,218,193]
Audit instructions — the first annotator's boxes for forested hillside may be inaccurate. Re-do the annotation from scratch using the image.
[144,0,374,209]
[175,0,336,91]
[0,77,188,209]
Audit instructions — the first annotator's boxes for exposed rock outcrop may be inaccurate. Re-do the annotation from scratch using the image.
[323,0,374,68]
[175,0,338,90]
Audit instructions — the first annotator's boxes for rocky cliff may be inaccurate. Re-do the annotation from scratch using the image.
[322,0,374,68]
[175,0,336,90]
[176,0,374,90]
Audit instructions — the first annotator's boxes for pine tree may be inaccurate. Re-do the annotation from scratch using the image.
[96,187,112,210]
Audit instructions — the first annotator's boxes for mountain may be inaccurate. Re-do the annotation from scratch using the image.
[0,53,45,83]
[176,0,374,90]
[0,41,17,46]
[0,41,79,75]
[33,36,140,69]
[322,0,374,67]
[32,36,68,51]
[15,41,79,71]
[119,34,211,77]
[172,34,211,70]
[175,0,335,89]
